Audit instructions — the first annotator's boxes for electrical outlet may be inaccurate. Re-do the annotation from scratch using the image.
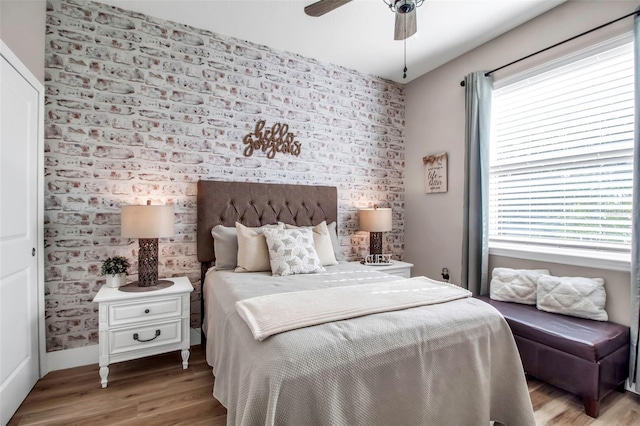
[441,267,450,282]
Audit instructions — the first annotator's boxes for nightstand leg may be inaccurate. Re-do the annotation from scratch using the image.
[181,349,190,369]
[99,366,109,388]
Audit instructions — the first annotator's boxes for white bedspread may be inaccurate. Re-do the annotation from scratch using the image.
[203,262,535,426]
[236,276,472,341]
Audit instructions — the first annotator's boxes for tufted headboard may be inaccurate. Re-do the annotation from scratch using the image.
[196,180,338,266]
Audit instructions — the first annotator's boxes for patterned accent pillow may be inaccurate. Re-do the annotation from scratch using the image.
[263,228,325,277]
[489,268,550,305]
[282,221,338,266]
[537,275,608,321]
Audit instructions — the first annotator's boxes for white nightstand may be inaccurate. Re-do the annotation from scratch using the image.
[93,276,194,388]
[352,260,414,278]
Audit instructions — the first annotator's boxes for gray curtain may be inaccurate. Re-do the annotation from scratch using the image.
[461,71,493,295]
[630,9,640,392]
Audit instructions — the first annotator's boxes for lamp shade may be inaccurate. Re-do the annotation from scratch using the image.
[359,207,392,232]
[121,204,174,238]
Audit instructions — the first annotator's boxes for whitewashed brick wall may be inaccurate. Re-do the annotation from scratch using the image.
[44,0,405,351]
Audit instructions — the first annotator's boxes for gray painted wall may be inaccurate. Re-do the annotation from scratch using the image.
[404,0,635,326]
[0,0,46,83]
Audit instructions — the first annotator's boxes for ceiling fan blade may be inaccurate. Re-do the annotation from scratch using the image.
[304,0,353,17]
[394,9,417,40]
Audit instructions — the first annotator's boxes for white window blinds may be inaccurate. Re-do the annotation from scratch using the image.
[489,41,634,254]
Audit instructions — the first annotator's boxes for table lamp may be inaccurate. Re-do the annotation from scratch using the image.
[121,201,174,289]
[359,205,392,258]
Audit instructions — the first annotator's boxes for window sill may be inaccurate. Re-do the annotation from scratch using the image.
[489,242,630,272]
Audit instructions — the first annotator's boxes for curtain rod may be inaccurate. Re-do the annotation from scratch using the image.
[459,9,639,87]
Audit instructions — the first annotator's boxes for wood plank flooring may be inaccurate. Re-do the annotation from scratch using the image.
[8,344,640,425]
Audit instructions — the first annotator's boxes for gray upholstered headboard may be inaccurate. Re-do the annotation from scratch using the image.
[196,180,338,266]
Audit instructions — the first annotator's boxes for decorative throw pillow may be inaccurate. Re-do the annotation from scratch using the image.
[235,223,283,272]
[490,268,550,305]
[263,228,325,276]
[284,221,338,266]
[326,221,343,261]
[536,275,608,321]
[211,225,240,270]
[212,223,280,270]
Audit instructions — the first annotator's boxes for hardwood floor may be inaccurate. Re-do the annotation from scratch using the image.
[8,345,640,425]
[8,345,225,426]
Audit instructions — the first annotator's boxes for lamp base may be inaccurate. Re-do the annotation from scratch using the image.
[369,231,384,256]
[118,279,174,292]
[138,238,160,287]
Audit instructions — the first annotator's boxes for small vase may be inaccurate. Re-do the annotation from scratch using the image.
[106,273,126,288]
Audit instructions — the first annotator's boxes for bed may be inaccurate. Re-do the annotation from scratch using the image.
[197,180,535,425]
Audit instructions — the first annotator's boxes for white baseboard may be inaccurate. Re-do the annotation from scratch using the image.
[46,344,98,374]
[45,327,203,373]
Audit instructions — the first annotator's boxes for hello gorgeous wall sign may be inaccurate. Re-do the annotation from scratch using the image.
[242,119,302,159]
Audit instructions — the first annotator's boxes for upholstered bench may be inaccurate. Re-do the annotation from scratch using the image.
[477,296,629,418]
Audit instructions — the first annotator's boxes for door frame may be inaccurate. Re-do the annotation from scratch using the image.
[1,40,46,377]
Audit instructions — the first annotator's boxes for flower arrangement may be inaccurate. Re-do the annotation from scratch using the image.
[101,256,130,276]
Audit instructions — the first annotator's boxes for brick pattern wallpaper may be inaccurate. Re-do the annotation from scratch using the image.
[44,0,405,351]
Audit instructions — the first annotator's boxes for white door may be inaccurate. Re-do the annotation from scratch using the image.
[0,43,42,425]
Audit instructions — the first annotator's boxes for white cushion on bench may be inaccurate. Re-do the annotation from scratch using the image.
[537,275,608,321]
[490,268,550,305]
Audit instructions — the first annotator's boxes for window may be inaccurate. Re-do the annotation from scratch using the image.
[489,36,634,270]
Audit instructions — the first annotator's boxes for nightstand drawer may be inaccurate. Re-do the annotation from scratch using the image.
[109,296,181,327]
[110,319,182,354]
[350,261,413,279]
[387,270,411,278]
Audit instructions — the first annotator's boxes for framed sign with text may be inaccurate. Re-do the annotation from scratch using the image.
[423,152,447,193]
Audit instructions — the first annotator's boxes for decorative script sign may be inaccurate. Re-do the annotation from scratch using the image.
[423,152,447,193]
[243,119,302,159]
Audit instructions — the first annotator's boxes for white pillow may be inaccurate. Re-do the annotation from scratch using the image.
[283,221,338,266]
[212,223,280,270]
[536,275,608,321]
[327,221,342,261]
[489,268,550,305]
[235,222,283,272]
[263,228,325,276]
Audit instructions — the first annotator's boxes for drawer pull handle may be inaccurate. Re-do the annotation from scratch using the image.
[144,309,150,314]
[133,330,161,343]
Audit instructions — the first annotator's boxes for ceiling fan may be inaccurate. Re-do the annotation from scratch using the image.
[304,0,424,41]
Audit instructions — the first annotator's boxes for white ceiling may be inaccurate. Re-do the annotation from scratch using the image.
[97,0,565,83]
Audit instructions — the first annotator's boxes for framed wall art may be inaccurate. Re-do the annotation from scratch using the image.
[423,152,447,193]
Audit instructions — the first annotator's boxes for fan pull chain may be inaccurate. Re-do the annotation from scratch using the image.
[403,40,407,79]
[403,12,407,79]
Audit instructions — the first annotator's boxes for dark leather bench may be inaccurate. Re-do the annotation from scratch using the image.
[477,296,629,418]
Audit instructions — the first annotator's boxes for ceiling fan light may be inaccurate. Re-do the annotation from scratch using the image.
[395,0,415,14]
[385,0,424,14]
